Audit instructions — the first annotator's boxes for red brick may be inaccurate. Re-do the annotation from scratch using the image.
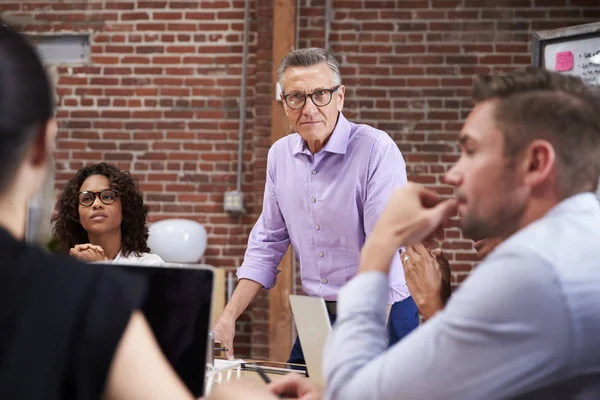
[103,67,133,75]
[70,110,100,119]
[138,1,168,7]
[90,77,119,86]
[125,122,155,130]
[199,22,230,31]
[71,152,103,160]
[134,67,163,74]
[200,1,230,9]
[182,56,215,65]
[121,12,150,21]
[480,55,513,65]
[185,11,216,20]
[0,3,20,11]
[136,45,165,54]
[91,55,119,64]
[58,76,88,85]
[153,78,183,87]
[88,142,118,151]
[152,56,182,64]
[121,77,151,86]
[136,22,166,30]
[153,11,183,20]
[166,45,197,54]
[163,110,194,119]
[101,110,131,119]
[165,67,195,75]
[167,22,198,31]
[106,2,136,9]
[121,56,150,64]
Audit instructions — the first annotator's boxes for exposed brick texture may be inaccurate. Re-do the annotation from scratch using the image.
[2,0,597,358]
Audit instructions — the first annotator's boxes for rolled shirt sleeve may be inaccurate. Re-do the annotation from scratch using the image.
[363,140,409,304]
[236,146,290,289]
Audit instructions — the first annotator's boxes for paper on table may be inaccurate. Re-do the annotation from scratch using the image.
[213,359,246,371]
[205,359,247,396]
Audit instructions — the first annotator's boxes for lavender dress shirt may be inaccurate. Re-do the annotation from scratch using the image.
[237,113,409,303]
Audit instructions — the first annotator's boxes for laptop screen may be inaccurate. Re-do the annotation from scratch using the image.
[111,263,214,397]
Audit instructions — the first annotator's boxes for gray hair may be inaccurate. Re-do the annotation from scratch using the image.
[277,48,342,90]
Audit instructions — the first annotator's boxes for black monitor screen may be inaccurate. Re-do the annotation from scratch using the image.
[109,264,213,397]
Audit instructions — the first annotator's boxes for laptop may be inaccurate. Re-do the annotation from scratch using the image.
[288,295,332,385]
[108,263,214,397]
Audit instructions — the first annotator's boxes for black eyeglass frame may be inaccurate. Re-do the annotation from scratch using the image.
[281,85,341,110]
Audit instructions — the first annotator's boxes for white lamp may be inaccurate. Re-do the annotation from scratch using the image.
[148,219,207,263]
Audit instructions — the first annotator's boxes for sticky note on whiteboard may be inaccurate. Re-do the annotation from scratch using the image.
[555,51,573,72]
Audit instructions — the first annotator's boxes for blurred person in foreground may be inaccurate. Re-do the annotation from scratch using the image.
[0,22,192,400]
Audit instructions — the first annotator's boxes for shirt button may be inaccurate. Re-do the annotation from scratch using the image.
[315,224,320,230]
[318,251,324,257]
[311,169,317,175]
[321,278,328,284]
[311,197,316,203]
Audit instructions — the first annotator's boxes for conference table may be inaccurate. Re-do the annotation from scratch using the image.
[206,358,308,394]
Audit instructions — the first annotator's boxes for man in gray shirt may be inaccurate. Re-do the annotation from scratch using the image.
[204,68,600,400]
[321,68,600,399]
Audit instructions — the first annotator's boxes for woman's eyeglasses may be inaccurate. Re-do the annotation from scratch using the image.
[78,189,119,207]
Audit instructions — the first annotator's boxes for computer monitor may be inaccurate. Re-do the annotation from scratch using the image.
[109,263,214,397]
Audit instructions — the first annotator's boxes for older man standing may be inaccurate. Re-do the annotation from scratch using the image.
[213,48,416,362]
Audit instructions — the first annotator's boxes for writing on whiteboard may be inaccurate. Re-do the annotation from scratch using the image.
[544,36,600,85]
[578,53,600,84]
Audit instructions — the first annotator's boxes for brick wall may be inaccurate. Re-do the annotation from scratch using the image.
[2,0,597,359]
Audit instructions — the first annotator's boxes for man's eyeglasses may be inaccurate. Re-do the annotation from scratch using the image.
[282,85,340,110]
[78,189,119,207]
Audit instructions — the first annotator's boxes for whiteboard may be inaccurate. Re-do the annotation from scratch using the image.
[543,36,600,86]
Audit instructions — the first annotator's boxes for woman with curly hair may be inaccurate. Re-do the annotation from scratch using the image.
[52,162,164,265]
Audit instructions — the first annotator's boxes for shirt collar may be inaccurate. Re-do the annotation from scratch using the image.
[292,112,351,156]
[547,192,599,217]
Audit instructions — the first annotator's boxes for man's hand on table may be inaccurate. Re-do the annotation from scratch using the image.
[205,378,278,400]
[204,374,322,400]
[360,183,457,274]
[268,373,323,400]
[212,315,236,360]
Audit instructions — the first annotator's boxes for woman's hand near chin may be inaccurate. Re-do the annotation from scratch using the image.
[69,243,107,262]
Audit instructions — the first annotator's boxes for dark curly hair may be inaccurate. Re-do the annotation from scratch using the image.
[52,162,150,257]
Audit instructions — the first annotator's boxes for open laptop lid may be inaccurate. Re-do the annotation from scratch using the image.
[289,295,332,385]
[107,263,214,397]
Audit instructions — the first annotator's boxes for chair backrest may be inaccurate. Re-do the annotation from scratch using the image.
[211,267,226,325]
